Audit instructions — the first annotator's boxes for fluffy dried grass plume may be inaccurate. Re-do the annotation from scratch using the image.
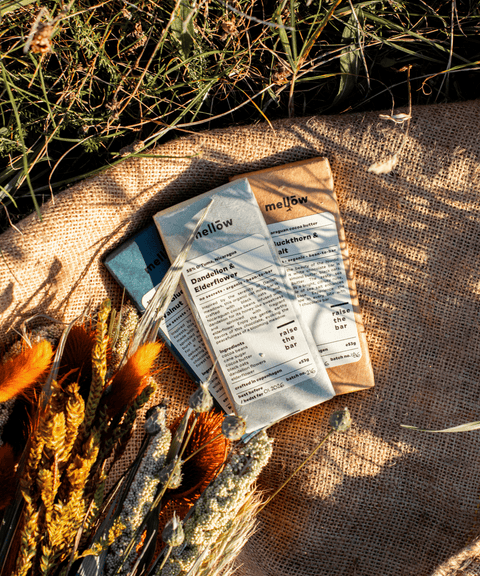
[197,488,264,576]
[0,340,53,403]
[106,342,163,418]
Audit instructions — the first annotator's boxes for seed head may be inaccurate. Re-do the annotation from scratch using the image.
[159,458,182,489]
[188,383,213,413]
[162,511,184,547]
[221,415,246,440]
[144,404,167,435]
[329,408,352,433]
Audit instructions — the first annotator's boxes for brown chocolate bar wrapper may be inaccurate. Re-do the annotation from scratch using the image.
[232,157,374,395]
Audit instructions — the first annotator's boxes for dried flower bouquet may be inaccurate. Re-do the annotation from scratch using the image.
[0,207,278,576]
[0,295,273,576]
[0,206,352,576]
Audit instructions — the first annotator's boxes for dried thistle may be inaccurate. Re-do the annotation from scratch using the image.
[329,407,352,432]
[155,512,185,575]
[29,22,54,54]
[219,19,239,41]
[167,410,229,513]
[188,382,213,414]
[24,7,55,55]
[23,5,71,55]
[158,459,183,491]
[272,61,290,85]
[221,415,246,441]
[162,512,184,548]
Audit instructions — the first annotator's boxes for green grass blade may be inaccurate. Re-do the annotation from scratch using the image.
[0,0,36,17]
[0,62,42,219]
[274,1,295,69]
[333,7,362,106]
[171,0,196,60]
[144,78,218,148]
[298,0,343,67]
[363,10,471,64]
[0,183,18,207]
[29,53,57,130]
[289,0,297,63]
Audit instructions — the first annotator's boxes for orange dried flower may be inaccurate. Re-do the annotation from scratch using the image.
[0,340,53,403]
[106,342,162,418]
[157,410,230,556]
[168,410,230,510]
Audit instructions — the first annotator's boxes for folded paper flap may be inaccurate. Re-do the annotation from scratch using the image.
[234,157,336,223]
[0,100,479,576]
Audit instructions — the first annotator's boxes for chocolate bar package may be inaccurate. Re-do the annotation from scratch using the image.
[103,223,233,413]
[232,157,374,394]
[153,178,335,433]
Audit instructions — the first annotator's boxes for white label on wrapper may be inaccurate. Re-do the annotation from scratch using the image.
[268,212,362,368]
[142,287,233,413]
[183,233,317,406]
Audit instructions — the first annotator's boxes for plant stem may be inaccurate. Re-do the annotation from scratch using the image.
[259,429,335,512]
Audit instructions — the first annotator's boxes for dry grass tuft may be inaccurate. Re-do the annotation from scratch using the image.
[0,1,479,229]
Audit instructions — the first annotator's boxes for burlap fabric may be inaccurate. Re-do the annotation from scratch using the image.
[1,100,480,576]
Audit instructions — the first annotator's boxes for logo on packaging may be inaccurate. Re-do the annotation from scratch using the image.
[195,219,233,238]
[145,249,168,273]
[264,195,308,212]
